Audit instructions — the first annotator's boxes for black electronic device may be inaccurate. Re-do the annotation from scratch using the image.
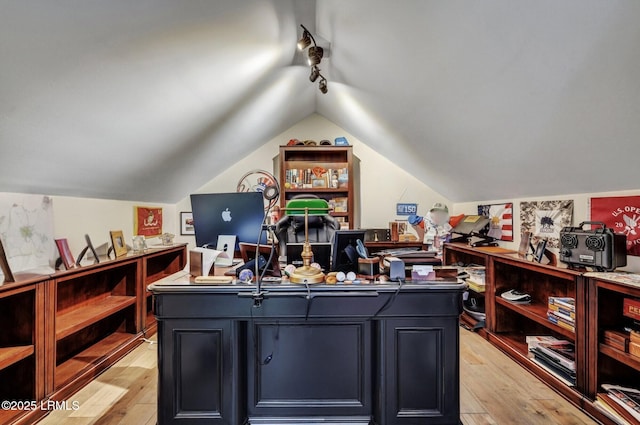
[559,221,627,271]
[190,192,266,250]
[450,215,497,247]
[331,230,366,272]
[286,242,332,271]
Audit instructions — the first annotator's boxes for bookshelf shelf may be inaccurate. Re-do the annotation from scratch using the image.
[56,296,137,340]
[55,331,136,389]
[495,298,575,340]
[278,145,356,229]
[0,345,35,370]
[599,343,640,371]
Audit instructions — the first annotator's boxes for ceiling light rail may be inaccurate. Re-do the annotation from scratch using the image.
[297,24,328,94]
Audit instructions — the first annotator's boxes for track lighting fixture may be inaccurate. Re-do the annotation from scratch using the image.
[307,46,323,67]
[309,66,320,82]
[297,30,311,50]
[297,24,329,94]
[319,77,328,94]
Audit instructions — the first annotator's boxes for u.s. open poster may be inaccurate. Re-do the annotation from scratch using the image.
[591,196,640,256]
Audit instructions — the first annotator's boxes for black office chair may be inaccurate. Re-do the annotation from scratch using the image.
[274,195,340,257]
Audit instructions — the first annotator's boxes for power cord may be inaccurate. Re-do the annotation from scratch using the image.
[371,278,405,319]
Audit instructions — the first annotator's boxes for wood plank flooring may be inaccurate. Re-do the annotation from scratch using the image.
[37,329,598,425]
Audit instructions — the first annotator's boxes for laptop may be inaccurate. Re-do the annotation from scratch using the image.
[286,242,332,271]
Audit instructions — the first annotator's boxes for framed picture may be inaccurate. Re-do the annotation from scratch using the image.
[55,238,76,269]
[180,212,195,235]
[110,230,128,258]
[478,203,514,241]
[134,206,163,237]
[520,200,573,248]
[591,195,640,257]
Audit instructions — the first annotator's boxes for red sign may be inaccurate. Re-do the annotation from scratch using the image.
[591,196,640,256]
[623,297,640,321]
[134,206,163,237]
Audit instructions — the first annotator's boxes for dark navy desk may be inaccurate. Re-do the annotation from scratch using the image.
[149,272,465,425]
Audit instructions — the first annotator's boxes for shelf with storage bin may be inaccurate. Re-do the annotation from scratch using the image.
[141,245,187,333]
[278,145,356,229]
[583,275,640,424]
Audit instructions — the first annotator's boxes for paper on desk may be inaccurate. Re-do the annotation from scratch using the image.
[186,247,230,276]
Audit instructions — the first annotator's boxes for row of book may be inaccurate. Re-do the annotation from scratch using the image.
[284,168,348,189]
[526,335,576,386]
[595,384,640,424]
[547,296,575,333]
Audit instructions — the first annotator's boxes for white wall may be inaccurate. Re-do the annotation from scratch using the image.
[53,195,176,257]
[174,113,451,248]
[453,189,640,272]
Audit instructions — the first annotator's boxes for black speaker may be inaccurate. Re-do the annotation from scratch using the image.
[559,221,627,271]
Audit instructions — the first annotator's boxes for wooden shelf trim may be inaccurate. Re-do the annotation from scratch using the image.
[56,296,136,340]
[0,345,34,370]
[495,297,576,340]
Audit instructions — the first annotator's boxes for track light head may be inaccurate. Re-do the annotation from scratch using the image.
[308,46,323,67]
[309,66,320,83]
[319,77,328,94]
[297,30,311,50]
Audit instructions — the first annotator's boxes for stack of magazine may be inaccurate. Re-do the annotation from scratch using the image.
[595,384,640,424]
[547,297,575,333]
[526,336,576,386]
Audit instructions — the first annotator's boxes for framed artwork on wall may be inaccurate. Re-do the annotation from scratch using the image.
[180,212,195,236]
[590,195,640,256]
[477,203,514,241]
[134,206,163,237]
[520,200,573,249]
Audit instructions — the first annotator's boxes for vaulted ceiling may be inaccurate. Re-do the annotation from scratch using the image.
[2,0,639,204]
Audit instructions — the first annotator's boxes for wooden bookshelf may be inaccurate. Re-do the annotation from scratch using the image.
[278,145,356,229]
[0,244,187,425]
[443,243,588,413]
[583,276,640,424]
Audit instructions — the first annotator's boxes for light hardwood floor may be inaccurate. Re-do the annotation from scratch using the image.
[37,329,598,425]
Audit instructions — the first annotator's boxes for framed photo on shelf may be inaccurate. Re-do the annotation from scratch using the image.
[180,212,195,235]
[55,238,76,269]
[110,230,128,257]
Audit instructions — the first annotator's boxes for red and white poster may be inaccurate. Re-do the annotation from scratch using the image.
[591,196,640,256]
[134,206,163,237]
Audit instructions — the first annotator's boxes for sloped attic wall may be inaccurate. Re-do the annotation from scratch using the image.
[174,113,451,248]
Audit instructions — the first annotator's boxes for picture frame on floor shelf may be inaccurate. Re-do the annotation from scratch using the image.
[55,238,76,270]
[110,230,128,258]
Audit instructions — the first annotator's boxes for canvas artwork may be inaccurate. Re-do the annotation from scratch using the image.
[590,195,640,256]
[520,200,573,248]
[478,203,514,241]
[0,193,55,280]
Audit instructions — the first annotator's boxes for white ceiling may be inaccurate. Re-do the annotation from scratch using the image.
[2,0,639,203]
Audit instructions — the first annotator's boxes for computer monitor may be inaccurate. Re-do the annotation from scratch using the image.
[190,192,266,250]
[331,230,366,272]
[286,242,332,271]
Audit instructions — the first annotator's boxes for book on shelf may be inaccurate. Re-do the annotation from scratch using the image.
[595,394,634,425]
[548,296,575,312]
[526,335,562,351]
[465,278,486,293]
[601,384,640,423]
[624,297,640,321]
[535,340,575,370]
[530,356,576,386]
[547,307,575,323]
[547,303,576,320]
[547,311,575,332]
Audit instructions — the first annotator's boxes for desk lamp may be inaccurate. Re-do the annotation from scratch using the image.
[283,198,330,284]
